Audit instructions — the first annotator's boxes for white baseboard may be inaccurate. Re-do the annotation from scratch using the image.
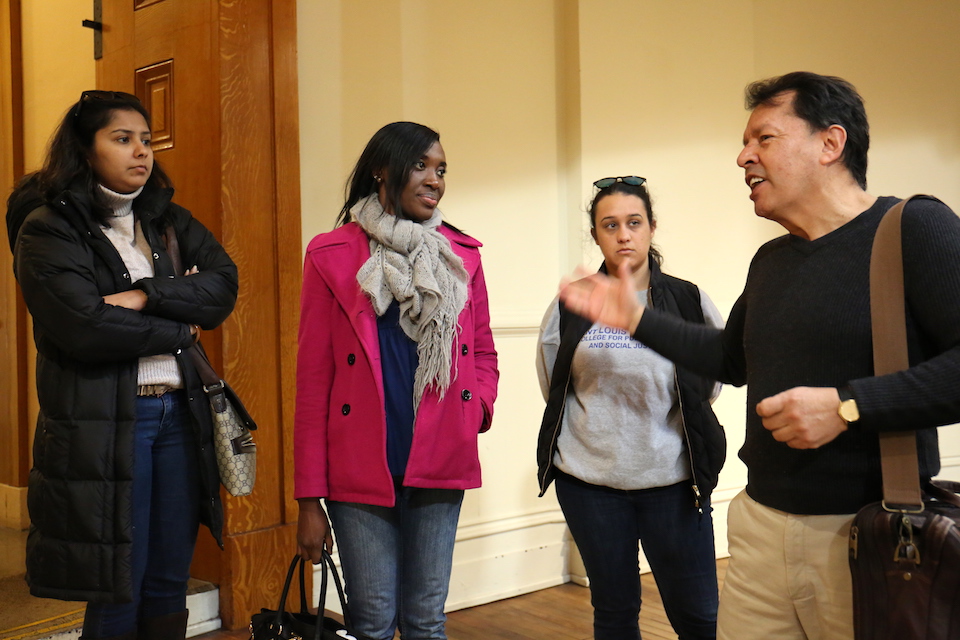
[186,583,220,637]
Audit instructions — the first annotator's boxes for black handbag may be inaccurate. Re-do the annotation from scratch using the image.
[848,195,960,639]
[250,552,374,640]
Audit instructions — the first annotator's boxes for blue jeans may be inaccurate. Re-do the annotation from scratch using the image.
[555,472,718,640]
[83,391,201,637]
[327,484,464,640]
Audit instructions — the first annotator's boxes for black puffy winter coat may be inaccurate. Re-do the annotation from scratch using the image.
[6,180,238,603]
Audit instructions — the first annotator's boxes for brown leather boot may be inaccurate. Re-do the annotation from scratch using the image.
[137,610,189,640]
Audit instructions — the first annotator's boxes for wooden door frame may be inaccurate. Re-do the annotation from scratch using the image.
[0,0,30,530]
[211,0,303,628]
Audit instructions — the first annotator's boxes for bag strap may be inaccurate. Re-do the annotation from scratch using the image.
[271,556,301,626]
[869,196,924,511]
[927,480,960,509]
[323,550,354,628]
[162,225,223,389]
[297,551,355,640]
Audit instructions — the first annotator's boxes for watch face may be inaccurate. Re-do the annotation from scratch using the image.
[840,399,860,423]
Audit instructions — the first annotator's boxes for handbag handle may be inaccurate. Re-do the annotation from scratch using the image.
[291,551,356,639]
[869,196,924,511]
[267,555,303,630]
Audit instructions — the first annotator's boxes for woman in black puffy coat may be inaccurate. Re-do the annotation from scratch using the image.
[5,91,238,640]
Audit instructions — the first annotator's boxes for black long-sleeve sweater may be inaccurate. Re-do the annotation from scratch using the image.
[634,196,960,514]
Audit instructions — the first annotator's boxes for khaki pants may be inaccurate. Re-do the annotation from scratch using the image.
[717,490,855,640]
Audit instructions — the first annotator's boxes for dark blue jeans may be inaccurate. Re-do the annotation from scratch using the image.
[327,485,464,640]
[555,472,718,640]
[83,391,201,637]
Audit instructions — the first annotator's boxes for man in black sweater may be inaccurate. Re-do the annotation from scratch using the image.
[561,71,960,639]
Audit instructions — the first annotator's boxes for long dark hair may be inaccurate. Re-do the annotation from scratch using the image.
[9,91,172,225]
[336,122,441,226]
[588,180,663,266]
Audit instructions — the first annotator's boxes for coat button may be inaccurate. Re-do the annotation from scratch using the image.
[461,344,468,355]
[342,404,351,415]
[461,390,472,401]
[122,273,130,279]
[347,354,356,365]
[153,252,160,260]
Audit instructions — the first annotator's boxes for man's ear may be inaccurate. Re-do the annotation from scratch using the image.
[820,124,848,166]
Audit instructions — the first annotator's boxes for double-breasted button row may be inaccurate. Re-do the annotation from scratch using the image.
[341,355,357,414]
[461,390,472,401]
[461,344,469,355]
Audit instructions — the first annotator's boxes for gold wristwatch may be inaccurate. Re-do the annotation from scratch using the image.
[837,386,860,426]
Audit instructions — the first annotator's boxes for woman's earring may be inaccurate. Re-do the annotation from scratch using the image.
[374,175,382,184]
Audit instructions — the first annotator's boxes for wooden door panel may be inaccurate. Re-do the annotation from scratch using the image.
[134,60,174,151]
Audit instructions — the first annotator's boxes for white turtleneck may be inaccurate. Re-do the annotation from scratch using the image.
[100,184,183,389]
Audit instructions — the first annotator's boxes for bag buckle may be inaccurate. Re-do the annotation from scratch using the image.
[881,499,924,514]
[893,514,921,566]
[204,380,228,413]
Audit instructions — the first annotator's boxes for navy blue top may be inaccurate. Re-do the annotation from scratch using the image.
[377,300,419,477]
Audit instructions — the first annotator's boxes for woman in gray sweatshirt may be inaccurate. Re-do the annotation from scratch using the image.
[536,176,725,640]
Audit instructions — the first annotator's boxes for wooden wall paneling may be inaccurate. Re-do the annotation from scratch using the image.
[217,0,302,627]
[269,0,303,527]
[223,523,301,631]
[0,0,27,492]
[219,0,282,535]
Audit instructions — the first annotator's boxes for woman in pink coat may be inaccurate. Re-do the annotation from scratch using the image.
[294,122,498,640]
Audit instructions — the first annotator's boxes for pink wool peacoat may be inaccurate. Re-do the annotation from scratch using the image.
[294,221,499,507]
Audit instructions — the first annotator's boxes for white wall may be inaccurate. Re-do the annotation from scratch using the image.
[297,0,960,610]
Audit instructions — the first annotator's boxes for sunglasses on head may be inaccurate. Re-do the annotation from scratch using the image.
[72,90,142,119]
[592,176,647,189]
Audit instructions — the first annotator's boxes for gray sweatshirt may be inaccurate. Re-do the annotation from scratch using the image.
[536,289,723,490]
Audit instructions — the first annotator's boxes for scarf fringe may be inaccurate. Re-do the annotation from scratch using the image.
[353,194,468,409]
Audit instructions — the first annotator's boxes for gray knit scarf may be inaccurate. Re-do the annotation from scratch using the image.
[353,193,468,408]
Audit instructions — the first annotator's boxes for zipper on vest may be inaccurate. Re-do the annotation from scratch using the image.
[674,368,703,515]
[651,286,704,516]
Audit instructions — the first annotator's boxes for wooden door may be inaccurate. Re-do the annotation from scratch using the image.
[96,0,303,628]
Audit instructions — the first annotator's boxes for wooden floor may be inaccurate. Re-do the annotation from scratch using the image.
[205,559,727,640]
